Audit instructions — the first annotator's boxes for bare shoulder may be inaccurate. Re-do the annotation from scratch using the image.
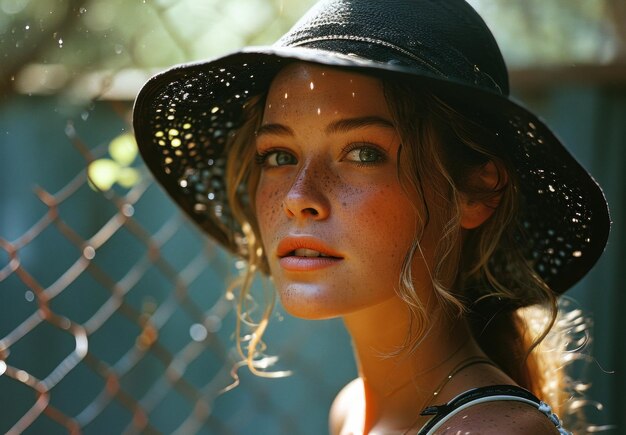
[329,378,362,435]
[438,400,561,434]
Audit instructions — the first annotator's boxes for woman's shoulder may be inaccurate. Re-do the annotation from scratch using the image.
[329,379,566,435]
[434,399,562,434]
[421,384,566,435]
[329,378,362,435]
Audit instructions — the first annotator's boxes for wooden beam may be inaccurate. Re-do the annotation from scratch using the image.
[510,63,626,91]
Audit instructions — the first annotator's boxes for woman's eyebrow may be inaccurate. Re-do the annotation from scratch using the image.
[325,116,395,134]
[256,116,395,139]
[256,123,294,138]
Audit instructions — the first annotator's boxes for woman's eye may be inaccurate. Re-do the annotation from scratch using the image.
[344,145,386,164]
[257,150,297,167]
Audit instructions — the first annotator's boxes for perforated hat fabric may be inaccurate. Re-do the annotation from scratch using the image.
[133,0,609,304]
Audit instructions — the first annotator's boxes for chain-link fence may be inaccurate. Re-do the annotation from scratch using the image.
[0,94,354,434]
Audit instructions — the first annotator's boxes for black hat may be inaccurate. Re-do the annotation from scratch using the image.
[133,0,609,299]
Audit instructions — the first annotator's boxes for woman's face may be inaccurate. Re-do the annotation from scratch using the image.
[254,63,429,319]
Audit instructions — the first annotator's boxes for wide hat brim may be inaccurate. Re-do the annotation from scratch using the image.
[135,0,611,306]
[133,45,609,300]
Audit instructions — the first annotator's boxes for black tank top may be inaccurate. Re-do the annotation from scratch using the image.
[417,384,571,434]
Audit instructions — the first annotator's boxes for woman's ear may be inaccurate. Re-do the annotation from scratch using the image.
[460,160,507,229]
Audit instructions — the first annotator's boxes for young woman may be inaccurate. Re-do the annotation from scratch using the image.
[133,0,610,433]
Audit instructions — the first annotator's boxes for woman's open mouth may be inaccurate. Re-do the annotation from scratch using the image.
[290,248,335,258]
[277,238,344,271]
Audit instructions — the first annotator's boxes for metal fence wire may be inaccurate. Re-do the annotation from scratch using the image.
[1,111,234,433]
[0,97,348,434]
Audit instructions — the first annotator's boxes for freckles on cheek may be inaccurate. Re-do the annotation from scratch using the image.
[353,186,415,249]
[322,172,338,193]
[256,188,283,232]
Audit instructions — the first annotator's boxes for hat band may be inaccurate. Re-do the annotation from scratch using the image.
[283,35,503,94]
[285,35,444,75]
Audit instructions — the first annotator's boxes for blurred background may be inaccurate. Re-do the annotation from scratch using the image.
[0,0,624,433]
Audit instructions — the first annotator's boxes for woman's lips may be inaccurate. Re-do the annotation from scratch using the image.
[279,256,343,271]
[276,236,344,271]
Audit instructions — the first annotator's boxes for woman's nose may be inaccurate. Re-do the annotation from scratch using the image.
[283,164,330,220]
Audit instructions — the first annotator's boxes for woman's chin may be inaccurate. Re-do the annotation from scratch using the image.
[277,283,352,320]
[276,282,391,320]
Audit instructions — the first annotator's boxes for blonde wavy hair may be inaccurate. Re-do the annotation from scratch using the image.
[223,71,588,427]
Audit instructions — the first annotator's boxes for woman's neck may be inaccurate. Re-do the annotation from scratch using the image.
[342,295,484,433]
